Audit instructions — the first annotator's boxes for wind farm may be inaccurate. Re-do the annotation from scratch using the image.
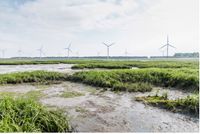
[0,0,198,133]
[1,36,197,60]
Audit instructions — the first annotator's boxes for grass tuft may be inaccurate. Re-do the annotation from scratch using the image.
[0,71,68,85]
[135,94,199,116]
[0,97,71,132]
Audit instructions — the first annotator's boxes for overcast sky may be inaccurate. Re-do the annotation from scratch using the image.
[0,0,198,57]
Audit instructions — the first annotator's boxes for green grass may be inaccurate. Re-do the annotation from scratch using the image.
[0,97,71,132]
[67,68,199,91]
[72,60,198,69]
[0,59,104,65]
[60,91,84,98]
[135,94,199,116]
[0,71,68,85]
[72,63,131,69]
[0,59,198,69]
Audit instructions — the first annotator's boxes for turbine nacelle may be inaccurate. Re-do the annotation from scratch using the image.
[159,36,176,57]
[64,43,72,58]
[102,42,115,59]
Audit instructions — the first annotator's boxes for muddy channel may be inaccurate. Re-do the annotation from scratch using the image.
[0,81,198,132]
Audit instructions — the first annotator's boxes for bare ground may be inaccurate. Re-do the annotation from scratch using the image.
[0,82,198,132]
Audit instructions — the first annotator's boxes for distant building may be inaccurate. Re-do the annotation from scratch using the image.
[173,52,199,58]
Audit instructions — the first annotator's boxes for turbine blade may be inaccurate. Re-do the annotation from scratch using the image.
[68,43,71,48]
[169,44,176,48]
[160,44,167,49]
[109,43,115,46]
[102,42,108,46]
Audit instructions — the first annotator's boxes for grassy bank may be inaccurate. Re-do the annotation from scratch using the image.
[0,97,71,132]
[135,94,199,116]
[72,63,131,69]
[67,68,199,91]
[0,59,101,65]
[72,60,198,69]
[0,59,198,69]
[0,71,67,84]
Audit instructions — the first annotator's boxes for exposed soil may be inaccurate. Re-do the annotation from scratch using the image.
[0,82,198,132]
[0,64,198,132]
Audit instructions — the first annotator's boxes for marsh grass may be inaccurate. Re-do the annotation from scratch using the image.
[0,97,71,132]
[68,68,199,91]
[0,71,68,85]
[0,59,198,69]
[71,60,198,69]
[135,94,199,116]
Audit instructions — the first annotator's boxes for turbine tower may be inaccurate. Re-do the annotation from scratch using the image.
[160,35,176,57]
[103,42,115,59]
[0,49,6,58]
[124,49,128,57]
[64,43,72,58]
[17,49,22,57]
[37,46,45,59]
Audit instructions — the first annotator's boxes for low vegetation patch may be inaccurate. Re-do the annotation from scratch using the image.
[0,59,198,69]
[0,71,68,85]
[72,63,131,69]
[71,60,198,69]
[0,97,71,132]
[60,91,84,98]
[135,94,199,116]
[67,68,199,91]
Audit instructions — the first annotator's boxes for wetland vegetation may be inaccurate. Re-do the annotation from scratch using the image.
[68,68,198,91]
[136,93,199,116]
[0,97,71,132]
[0,59,199,132]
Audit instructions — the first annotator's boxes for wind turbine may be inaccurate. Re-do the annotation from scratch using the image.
[124,49,129,57]
[102,42,115,59]
[64,43,72,58]
[17,49,22,57]
[37,46,45,59]
[160,35,176,57]
[0,49,6,58]
[160,50,165,57]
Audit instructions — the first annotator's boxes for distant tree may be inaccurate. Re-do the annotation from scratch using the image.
[174,52,199,58]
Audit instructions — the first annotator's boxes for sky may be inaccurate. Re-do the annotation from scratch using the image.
[0,0,199,58]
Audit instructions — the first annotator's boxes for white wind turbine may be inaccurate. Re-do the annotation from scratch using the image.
[0,49,6,58]
[102,42,115,59]
[160,35,176,58]
[64,43,72,58]
[37,46,45,59]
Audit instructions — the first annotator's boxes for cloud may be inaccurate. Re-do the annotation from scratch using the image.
[0,0,198,57]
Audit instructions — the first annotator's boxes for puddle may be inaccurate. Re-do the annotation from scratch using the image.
[0,64,77,74]
[0,82,198,132]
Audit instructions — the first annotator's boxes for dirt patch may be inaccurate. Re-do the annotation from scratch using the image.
[0,82,198,132]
